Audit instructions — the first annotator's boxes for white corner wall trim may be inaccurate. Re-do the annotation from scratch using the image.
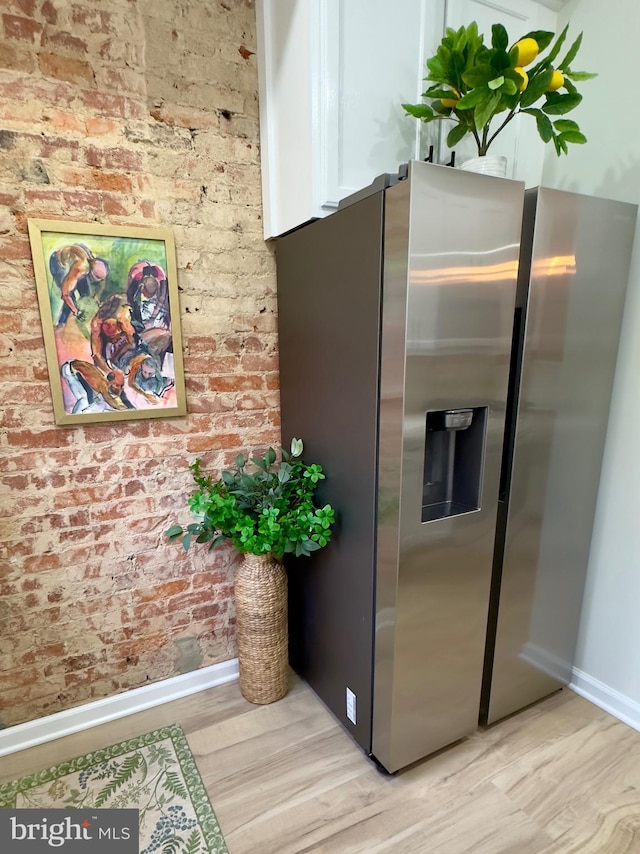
[570,668,640,733]
[0,658,239,758]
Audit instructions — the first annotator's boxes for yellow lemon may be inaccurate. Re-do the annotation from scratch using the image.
[515,67,528,92]
[513,37,539,67]
[440,88,460,110]
[547,69,565,92]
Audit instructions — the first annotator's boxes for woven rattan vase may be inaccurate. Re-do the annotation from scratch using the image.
[234,553,288,704]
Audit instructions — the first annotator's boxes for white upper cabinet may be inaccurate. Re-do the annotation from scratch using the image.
[256,0,557,239]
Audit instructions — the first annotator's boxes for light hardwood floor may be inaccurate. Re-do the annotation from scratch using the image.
[2,675,640,853]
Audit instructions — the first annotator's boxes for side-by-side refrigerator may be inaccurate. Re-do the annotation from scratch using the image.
[276,161,524,773]
[481,187,637,725]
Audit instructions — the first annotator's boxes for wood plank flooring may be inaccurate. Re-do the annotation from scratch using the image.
[2,675,640,853]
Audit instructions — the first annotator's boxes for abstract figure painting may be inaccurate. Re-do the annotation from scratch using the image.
[28,220,187,425]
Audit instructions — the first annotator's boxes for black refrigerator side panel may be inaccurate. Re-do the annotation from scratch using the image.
[276,193,385,752]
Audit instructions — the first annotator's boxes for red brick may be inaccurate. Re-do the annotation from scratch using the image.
[39,136,81,160]
[140,199,155,218]
[7,428,73,448]
[80,92,126,117]
[166,590,209,613]
[2,473,29,489]
[192,603,220,621]
[0,666,39,690]
[208,375,264,392]
[41,1,57,24]
[23,553,62,573]
[0,191,19,206]
[6,0,37,15]
[85,145,143,172]
[241,354,279,371]
[82,422,150,444]
[0,236,32,261]
[84,116,118,136]
[102,193,131,216]
[39,52,94,85]
[41,30,87,54]
[61,189,102,212]
[0,41,36,72]
[3,13,42,41]
[186,433,241,454]
[53,484,124,509]
[90,171,132,193]
[71,6,115,34]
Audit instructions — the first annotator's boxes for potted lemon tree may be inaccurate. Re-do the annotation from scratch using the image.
[166,438,335,704]
[403,22,596,173]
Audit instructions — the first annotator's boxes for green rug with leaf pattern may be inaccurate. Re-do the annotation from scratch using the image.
[0,724,227,854]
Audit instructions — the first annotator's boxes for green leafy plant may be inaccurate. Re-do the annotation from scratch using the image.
[165,438,335,559]
[402,22,596,157]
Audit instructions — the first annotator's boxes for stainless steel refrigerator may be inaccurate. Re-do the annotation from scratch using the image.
[276,160,524,773]
[481,187,637,725]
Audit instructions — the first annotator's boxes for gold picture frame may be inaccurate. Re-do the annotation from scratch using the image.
[28,219,187,426]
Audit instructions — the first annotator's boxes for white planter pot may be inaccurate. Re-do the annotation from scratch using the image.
[459,155,508,178]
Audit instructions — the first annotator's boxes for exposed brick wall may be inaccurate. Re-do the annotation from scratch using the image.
[0,0,279,727]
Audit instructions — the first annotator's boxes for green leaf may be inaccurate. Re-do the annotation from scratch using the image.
[95,753,142,808]
[265,447,277,466]
[161,837,181,854]
[519,68,554,108]
[558,130,587,144]
[426,55,446,81]
[165,525,183,540]
[499,78,518,96]
[542,92,582,115]
[519,30,555,51]
[235,454,245,468]
[559,32,582,71]
[474,90,501,130]
[491,24,508,52]
[181,533,191,551]
[553,119,580,133]
[565,70,597,81]
[402,102,436,120]
[181,830,202,854]
[430,100,451,115]
[462,64,495,88]
[423,86,460,100]
[488,75,504,90]
[490,49,512,72]
[523,108,554,143]
[455,87,487,110]
[546,24,568,65]
[444,122,465,148]
[163,770,188,799]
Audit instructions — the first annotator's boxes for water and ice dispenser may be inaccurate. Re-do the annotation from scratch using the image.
[422,407,488,523]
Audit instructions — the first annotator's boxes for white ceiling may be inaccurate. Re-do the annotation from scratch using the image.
[535,0,569,10]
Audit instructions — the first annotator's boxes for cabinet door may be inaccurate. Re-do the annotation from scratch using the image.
[318,0,445,212]
[257,0,446,238]
[441,0,557,186]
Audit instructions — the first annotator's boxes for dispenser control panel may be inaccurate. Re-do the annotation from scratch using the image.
[444,409,474,431]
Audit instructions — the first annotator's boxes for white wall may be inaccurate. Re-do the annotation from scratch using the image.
[542,0,640,724]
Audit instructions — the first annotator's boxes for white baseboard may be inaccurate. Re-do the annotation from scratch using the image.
[570,667,640,733]
[0,658,239,758]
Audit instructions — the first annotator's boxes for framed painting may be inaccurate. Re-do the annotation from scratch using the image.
[28,219,187,426]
